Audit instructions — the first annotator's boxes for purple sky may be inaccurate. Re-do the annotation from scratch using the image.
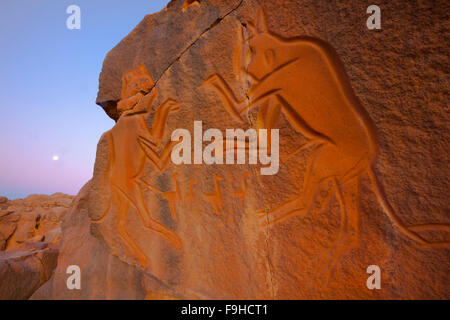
[0,0,169,199]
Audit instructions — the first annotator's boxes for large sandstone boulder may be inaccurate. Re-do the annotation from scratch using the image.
[32,182,179,299]
[0,194,73,299]
[0,243,58,300]
[1,193,74,250]
[0,211,19,251]
[34,0,449,299]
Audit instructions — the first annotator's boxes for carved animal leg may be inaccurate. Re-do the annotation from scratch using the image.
[212,201,223,216]
[265,144,324,218]
[276,94,332,143]
[184,179,197,210]
[122,183,183,251]
[135,183,182,250]
[202,74,246,123]
[299,143,358,213]
[314,179,347,285]
[168,199,178,222]
[257,99,280,131]
[138,138,179,172]
[151,98,181,145]
[202,175,224,216]
[316,178,360,285]
[256,198,305,225]
[140,178,180,223]
[341,178,360,248]
[257,99,281,153]
[156,140,179,170]
[258,176,336,226]
[138,178,163,195]
[146,217,183,250]
[91,186,115,223]
[162,193,179,222]
[256,145,331,225]
[285,140,319,161]
[232,171,250,206]
[204,195,223,216]
[115,188,149,268]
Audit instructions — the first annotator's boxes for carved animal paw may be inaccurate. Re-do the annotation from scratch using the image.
[202,74,219,87]
[168,102,181,114]
[160,98,181,114]
[166,231,183,251]
[255,209,270,227]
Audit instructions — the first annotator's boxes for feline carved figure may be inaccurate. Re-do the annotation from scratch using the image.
[93,64,182,268]
[203,11,450,281]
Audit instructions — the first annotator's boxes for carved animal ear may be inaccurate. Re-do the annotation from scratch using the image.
[246,21,257,38]
[137,63,147,74]
[120,71,133,98]
[123,71,133,81]
[256,9,267,33]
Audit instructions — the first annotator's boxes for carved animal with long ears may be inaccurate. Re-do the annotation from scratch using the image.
[92,64,182,268]
[203,10,450,282]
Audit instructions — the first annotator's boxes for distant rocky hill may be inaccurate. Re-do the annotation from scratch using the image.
[0,193,74,299]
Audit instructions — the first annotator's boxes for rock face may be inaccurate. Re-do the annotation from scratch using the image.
[0,211,19,251]
[0,193,73,299]
[0,193,74,251]
[34,0,449,299]
[0,243,58,300]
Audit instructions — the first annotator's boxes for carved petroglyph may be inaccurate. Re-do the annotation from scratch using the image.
[182,0,200,12]
[202,174,225,216]
[92,64,182,268]
[184,179,197,211]
[232,171,251,207]
[139,173,182,223]
[161,173,182,222]
[138,99,181,172]
[203,10,450,283]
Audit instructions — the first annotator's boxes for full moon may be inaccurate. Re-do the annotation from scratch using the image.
[52,155,59,161]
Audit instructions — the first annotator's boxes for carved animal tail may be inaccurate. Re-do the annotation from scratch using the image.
[368,167,450,248]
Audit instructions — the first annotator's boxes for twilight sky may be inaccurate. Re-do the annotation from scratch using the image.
[0,0,169,199]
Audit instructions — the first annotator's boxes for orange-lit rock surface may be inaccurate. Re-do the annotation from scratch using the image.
[0,242,58,300]
[32,0,449,299]
[0,194,73,299]
[0,193,74,251]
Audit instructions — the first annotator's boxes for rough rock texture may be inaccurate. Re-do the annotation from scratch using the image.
[0,211,19,251]
[96,0,243,121]
[0,193,73,299]
[0,243,58,300]
[35,0,449,299]
[0,193,74,250]
[32,182,179,299]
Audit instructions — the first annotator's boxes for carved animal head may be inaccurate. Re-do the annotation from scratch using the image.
[120,64,154,100]
[245,10,286,80]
